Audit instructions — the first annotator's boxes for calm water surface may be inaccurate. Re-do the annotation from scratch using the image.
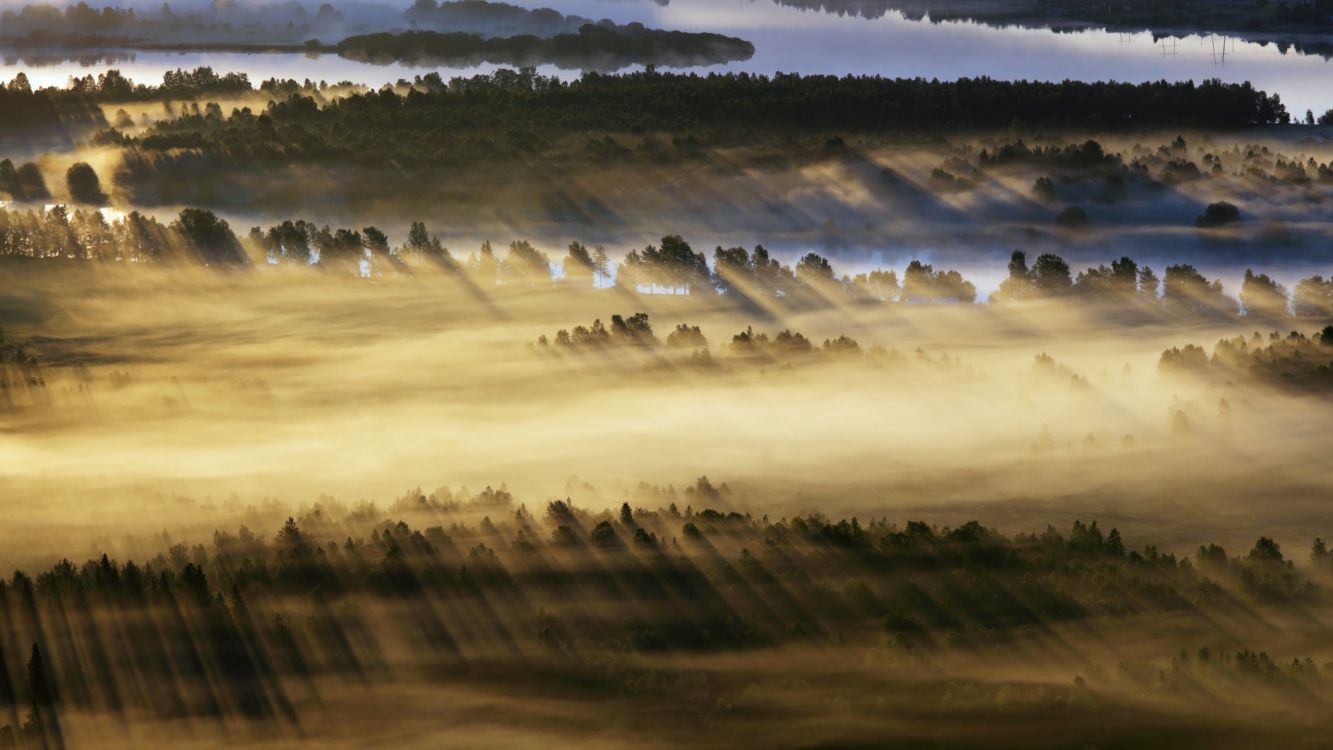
[1,0,1330,115]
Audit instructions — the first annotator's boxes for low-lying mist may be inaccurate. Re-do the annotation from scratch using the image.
[90,127,1333,284]
[2,260,1331,570]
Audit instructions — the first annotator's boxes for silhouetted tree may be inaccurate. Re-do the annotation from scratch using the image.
[1074,256,1138,299]
[173,208,246,265]
[618,235,708,294]
[1055,205,1088,230]
[1163,264,1232,315]
[26,645,51,708]
[1196,201,1242,228]
[407,221,431,251]
[1031,253,1073,294]
[562,241,596,287]
[65,162,107,205]
[502,241,551,285]
[665,323,706,349]
[1240,269,1289,317]
[468,240,498,284]
[1138,265,1160,302]
[850,269,899,302]
[362,226,390,257]
[15,163,47,200]
[901,260,975,303]
[1293,275,1333,317]
[794,252,834,285]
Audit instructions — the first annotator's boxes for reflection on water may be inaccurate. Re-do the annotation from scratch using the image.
[2,50,136,68]
[0,0,1330,113]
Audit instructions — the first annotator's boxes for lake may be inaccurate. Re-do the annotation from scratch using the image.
[1,0,1331,117]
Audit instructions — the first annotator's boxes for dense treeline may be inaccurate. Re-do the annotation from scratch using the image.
[993,250,1333,319]
[6,205,1333,321]
[0,77,104,137]
[1160,327,1333,390]
[335,25,754,70]
[0,66,370,116]
[124,70,1290,166]
[243,221,984,304]
[0,67,261,137]
[0,204,245,266]
[0,485,1328,740]
[66,66,253,99]
[0,66,1294,163]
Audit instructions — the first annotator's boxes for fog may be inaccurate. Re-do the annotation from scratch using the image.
[44,122,1333,294]
[3,9,1333,743]
[3,259,1331,570]
[4,264,1333,749]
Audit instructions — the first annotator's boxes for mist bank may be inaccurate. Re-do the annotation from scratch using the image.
[5,257,1333,750]
[3,260,1333,531]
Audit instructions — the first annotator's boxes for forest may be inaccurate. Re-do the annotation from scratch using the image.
[1,66,1289,158]
[8,67,1327,262]
[333,26,755,69]
[131,71,1291,154]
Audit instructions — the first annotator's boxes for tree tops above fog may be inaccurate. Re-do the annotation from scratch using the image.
[992,249,1333,319]
[3,202,1333,321]
[1160,327,1333,391]
[0,202,244,266]
[248,225,1333,320]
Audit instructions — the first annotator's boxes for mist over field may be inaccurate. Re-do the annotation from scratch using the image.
[2,260,1330,552]
[0,1,1332,747]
